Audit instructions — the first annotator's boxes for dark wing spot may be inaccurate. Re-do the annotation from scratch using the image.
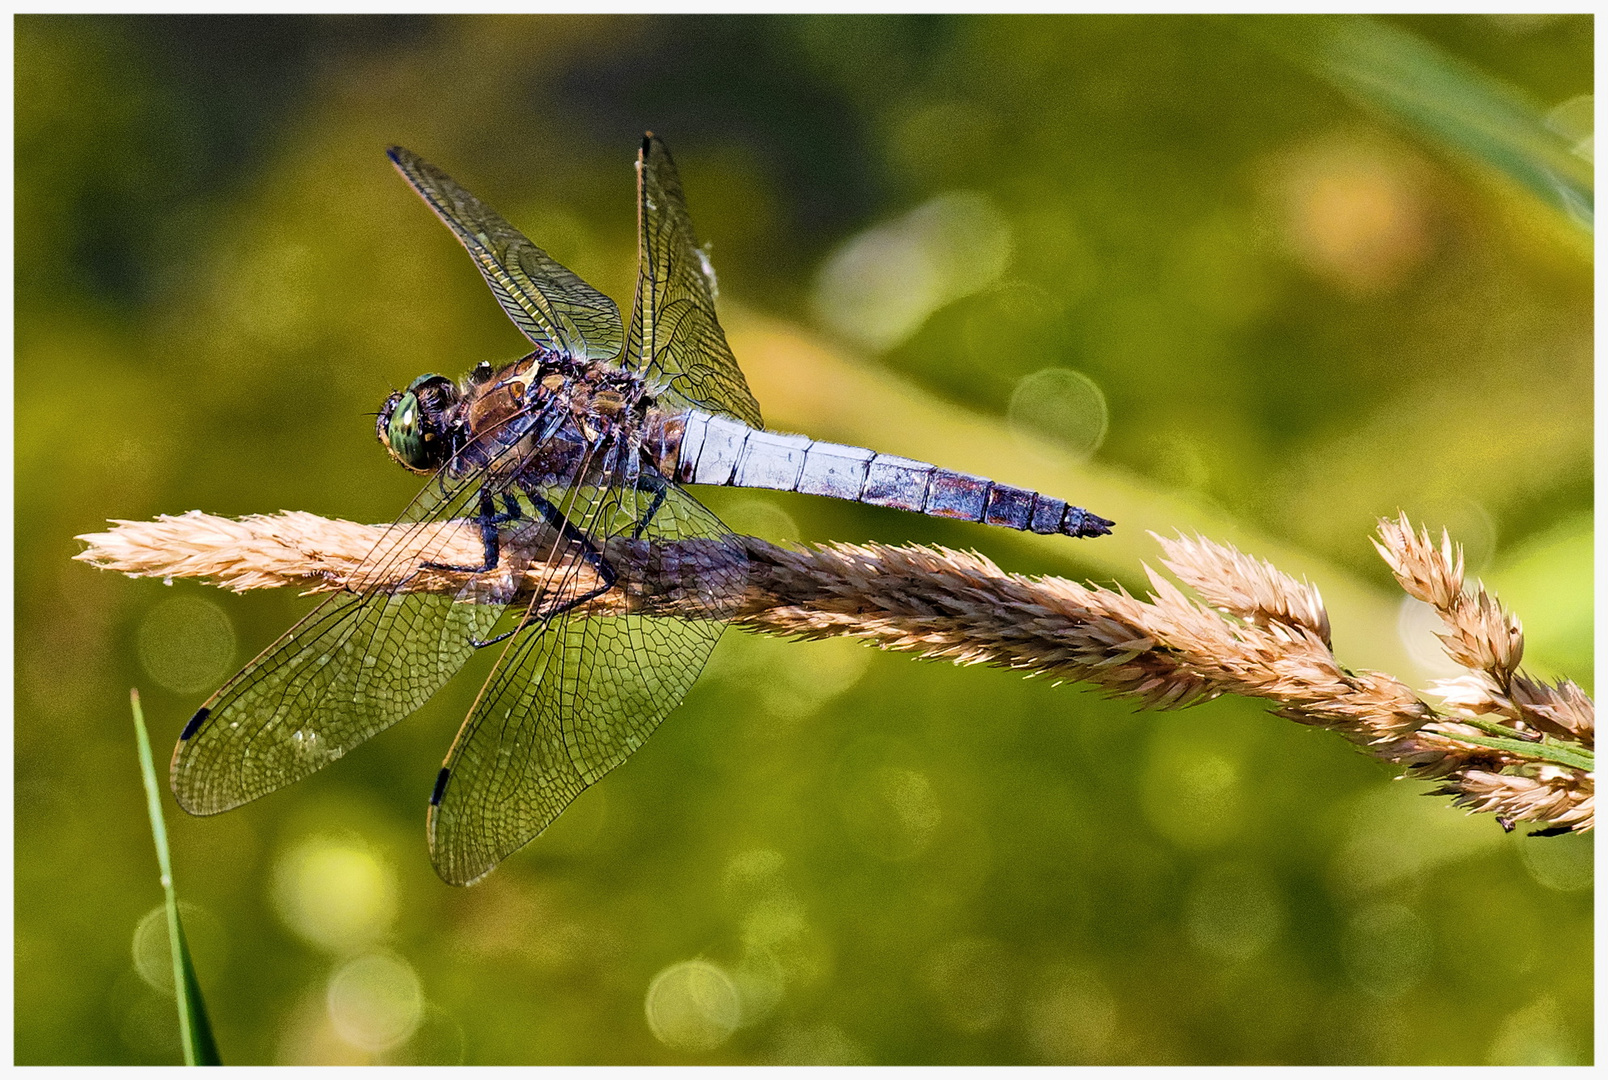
[180,707,210,741]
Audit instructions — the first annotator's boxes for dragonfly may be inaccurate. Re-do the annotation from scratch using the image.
[171,134,1113,886]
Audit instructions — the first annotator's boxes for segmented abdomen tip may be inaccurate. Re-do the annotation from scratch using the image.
[1082,513,1115,537]
[1067,510,1115,538]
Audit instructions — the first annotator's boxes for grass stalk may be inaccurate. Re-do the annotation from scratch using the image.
[91,513,1591,835]
[131,689,222,1066]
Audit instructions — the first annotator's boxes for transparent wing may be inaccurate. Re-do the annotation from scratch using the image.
[389,146,624,362]
[624,134,764,428]
[427,473,747,886]
[170,408,560,815]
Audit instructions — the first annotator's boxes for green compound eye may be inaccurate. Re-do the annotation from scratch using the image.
[385,392,431,470]
[378,373,455,473]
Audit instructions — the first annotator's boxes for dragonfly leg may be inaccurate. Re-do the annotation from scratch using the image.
[469,491,619,649]
[631,473,669,540]
[423,489,523,574]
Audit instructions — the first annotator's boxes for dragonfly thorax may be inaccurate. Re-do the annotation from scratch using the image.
[379,351,665,481]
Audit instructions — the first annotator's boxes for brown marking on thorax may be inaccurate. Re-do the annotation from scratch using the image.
[462,356,541,438]
[456,354,664,482]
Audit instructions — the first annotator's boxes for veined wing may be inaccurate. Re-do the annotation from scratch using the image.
[624,134,764,428]
[389,146,624,363]
[428,471,748,886]
[170,405,566,815]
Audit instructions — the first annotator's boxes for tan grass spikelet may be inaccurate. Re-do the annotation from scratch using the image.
[1374,514,1523,680]
[1510,673,1595,744]
[1155,531,1332,648]
[1374,513,1592,748]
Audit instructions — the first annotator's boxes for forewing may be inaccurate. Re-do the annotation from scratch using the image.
[428,474,747,886]
[171,411,549,816]
[624,135,764,428]
[389,146,624,362]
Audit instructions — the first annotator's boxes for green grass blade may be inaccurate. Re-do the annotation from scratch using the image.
[1444,730,1596,773]
[1257,15,1593,233]
[131,689,223,1066]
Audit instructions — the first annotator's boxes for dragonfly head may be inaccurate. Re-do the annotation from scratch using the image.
[378,373,460,473]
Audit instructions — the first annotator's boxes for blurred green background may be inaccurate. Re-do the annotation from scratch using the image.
[17,14,1592,1065]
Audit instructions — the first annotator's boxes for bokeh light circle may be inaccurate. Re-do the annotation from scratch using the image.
[326,951,424,1052]
[1142,745,1243,850]
[835,758,943,862]
[136,595,236,694]
[812,190,1012,352]
[1024,969,1118,1064]
[705,633,871,726]
[1517,830,1592,892]
[1342,903,1431,998]
[644,959,741,1052]
[921,937,1013,1034]
[1008,367,1109,461]
[131,902,225,995]
[1396,596,1464,680]
[271,837,397,953]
